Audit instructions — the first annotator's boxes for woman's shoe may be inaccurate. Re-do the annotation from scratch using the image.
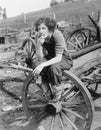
[53,84,64,101]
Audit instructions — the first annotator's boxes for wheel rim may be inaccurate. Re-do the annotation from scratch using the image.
[22,71,94,130]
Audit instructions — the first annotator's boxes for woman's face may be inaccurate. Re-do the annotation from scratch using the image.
[37,23,50,39]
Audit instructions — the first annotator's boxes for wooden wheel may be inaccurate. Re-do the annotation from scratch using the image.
[67,28,96,52]
[81,66,101,100]
[21,37,36,69]
[21,37,36,59]
[22,71,94,130]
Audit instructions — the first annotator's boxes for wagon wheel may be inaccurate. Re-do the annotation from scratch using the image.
[21,37,36,75]
[21,37,36,59]
[22,71,94,130]
[67,28,96,52]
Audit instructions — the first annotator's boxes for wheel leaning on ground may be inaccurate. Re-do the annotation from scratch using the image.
[21,37,36,59]
[21,37,36,75]
[22,70,94,130]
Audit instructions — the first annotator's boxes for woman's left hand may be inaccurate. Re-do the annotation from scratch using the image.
[33,63,45,76]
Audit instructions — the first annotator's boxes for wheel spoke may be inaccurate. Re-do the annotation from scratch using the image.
[62,100,82,108]
[31,47,33,54]
[58,113,65,130]
[25,41,28,52]
[86,30,91,46]
[50,116,55,130]
[62,94,85,107]
[81,32,87,47]
[66,91,80,102]
[37,112,48,122]
[26,41,30,53]
[28,40,31,53]
[28,104,46,109]
[67,40,79,51]
[73,35,82,49]
[62,107,84,120]
[61,85,75,100]
[30,42,32,53]
[62,111,79,130]
[28,93,48,102]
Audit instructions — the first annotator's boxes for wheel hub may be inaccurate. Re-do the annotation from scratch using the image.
[46,102,62,115]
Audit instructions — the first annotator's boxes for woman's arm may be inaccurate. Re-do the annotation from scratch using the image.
[41,30,65,67]
[33,54,62,75]
[42,53,62,67]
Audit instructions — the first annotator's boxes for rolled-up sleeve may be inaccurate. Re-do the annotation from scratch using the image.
[53,30,66,55]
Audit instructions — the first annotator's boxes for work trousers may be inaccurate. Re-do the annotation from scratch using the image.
[32,56,73,86]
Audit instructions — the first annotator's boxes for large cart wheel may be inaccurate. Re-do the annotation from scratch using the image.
[22,71,94,130]
[67,28,96,52]
[21,37,36,59]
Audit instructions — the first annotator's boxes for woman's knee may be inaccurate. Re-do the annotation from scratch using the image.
[49,64,61,75]
[50,64,58,70]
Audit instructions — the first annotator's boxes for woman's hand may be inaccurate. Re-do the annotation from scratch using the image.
[33,63,45,76]
[35,33,45,60]
[38,36,45,45]
[36,33,45,45]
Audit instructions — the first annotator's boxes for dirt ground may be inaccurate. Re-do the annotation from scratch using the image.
[0,84,38,130]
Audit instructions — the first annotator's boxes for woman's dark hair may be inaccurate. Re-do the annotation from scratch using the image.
[35,17,57,32]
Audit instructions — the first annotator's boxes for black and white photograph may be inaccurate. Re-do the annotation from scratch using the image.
[0,0,101,130]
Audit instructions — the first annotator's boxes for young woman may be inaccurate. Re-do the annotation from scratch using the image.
[33,17,73,100]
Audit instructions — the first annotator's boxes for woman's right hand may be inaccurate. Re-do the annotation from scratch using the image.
[35,32,44,60]
[36,32,45,45]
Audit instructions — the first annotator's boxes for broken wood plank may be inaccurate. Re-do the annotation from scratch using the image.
[70,42,101,59]
[71,55,101,77]
[0,68,26,82]
[0,43,21,52]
